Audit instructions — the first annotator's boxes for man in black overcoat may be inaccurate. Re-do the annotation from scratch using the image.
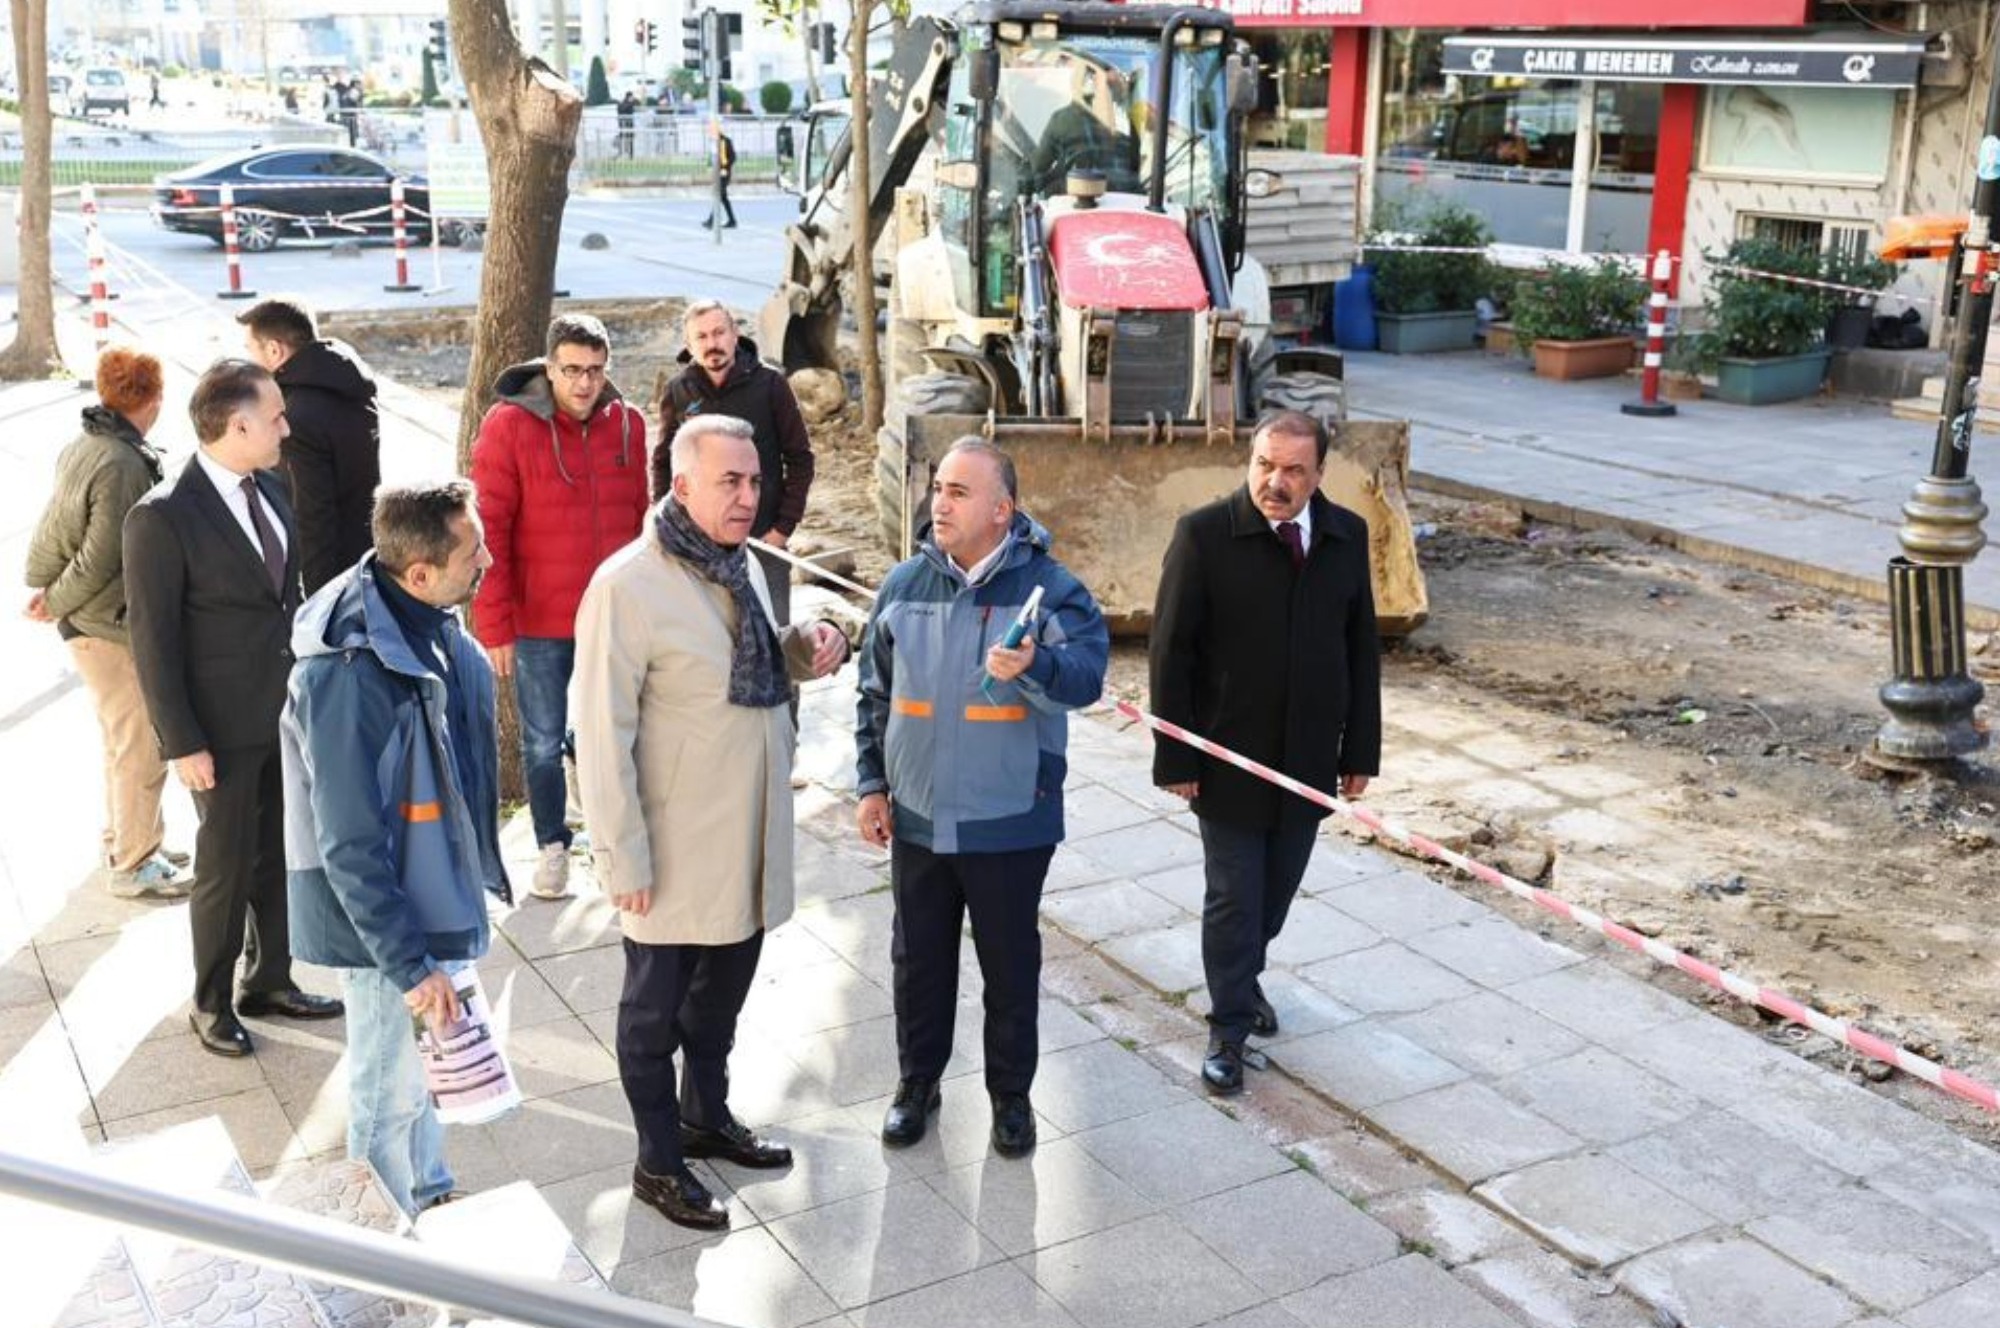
[1149,409,1381,1095]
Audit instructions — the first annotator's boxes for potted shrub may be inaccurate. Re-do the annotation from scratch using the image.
[1821,249,1898,352]
[1700,237,1837,405]
[1369,201,1490,354]
[1508,257,1646,380]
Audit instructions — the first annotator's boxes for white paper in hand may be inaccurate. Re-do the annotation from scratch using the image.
[412,964,521,1126]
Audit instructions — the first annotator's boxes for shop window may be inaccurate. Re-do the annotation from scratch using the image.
[1698,86,1894,185]
[1375,28,1658,254]
[1247,31,1329,151]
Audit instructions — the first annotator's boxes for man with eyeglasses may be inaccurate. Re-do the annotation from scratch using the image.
[470,314,650,901]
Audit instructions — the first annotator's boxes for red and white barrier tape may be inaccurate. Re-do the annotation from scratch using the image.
[1704,260,1935,308]
[1112,698,2000,1113]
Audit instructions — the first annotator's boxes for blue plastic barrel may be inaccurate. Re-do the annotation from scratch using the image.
[1333,264,1377,352]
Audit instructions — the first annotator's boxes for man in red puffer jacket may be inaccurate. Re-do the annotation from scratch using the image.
[471,313,649,901]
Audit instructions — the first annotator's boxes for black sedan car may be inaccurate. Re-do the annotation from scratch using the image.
[152,146,480,251]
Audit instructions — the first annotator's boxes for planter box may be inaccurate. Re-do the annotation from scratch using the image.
[1531,336,1635,381]
[1712,349,1832,406]
[1376,310,1478,355]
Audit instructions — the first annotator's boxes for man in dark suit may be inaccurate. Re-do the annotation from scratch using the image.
[1149,409,1381,1096]
[126,358,344,1058]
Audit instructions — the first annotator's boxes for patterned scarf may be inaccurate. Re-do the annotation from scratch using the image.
[654,497,788,709]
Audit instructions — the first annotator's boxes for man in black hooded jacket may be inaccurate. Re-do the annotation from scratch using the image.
[651,298,815,628]
[240,298,383,596]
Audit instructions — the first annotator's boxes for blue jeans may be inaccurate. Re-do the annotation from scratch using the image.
[343,966,455,1215]
[512,636,575,850]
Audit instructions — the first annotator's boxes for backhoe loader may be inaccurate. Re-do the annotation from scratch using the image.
[761,1,1425,634]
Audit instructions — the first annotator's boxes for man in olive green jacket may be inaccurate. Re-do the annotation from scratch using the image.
[24,348,189,898]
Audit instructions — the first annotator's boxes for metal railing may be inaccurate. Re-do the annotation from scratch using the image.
[0,1149,722,1328]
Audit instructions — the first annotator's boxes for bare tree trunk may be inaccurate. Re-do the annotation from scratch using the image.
[848,2,881,433]
[453,0,583,802]
[0,0,63,380]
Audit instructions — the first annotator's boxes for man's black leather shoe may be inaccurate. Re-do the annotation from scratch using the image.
[631,1164,728,1231]
[1251,988,1280,1038]
[881,1078,941,1147]
[190,1011,253,1058]
[237,989,345,1021]
[1202,1040,1245,1096]
[990,1093,1036,1158]
[681,1117,792,1169]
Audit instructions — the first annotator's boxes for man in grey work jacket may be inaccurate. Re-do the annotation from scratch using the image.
[854,437,1108,1160]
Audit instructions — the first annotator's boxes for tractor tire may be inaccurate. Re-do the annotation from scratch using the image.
[875,371,990,557]
[885,314,930,388]
[1257,371,1347,425]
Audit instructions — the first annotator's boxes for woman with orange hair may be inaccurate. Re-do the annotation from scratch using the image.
[24,346,190,898]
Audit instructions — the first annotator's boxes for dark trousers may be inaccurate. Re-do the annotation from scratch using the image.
[188,743,294,1017]
[1198,814,1318,1044]
[890,839,1054,1096]
[617,932,763,1175]
[709,176,736,226]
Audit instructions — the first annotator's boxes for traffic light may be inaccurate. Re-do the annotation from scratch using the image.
[634,18,646,43]
[644,20,658,53]
[427,18,449,67]
[703,9,738,82]
[813,21,836,65]
[681,12,703,72]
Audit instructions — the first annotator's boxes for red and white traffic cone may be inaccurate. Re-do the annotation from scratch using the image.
[1622,248,1677,418]
[217,183,256,301]
[82,183,111,354]
[384,178,420,293]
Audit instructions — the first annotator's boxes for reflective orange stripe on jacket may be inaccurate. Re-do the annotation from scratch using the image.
[893,699,1026,722]
[402,801,442,823]
[963,705,1027,722]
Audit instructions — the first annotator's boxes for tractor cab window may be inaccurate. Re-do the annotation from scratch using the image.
[989,32,1227,217]
[806,110,849,194]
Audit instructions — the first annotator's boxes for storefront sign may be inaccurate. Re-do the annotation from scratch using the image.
[1128,0,1809,28]
[1441,33,1927,88]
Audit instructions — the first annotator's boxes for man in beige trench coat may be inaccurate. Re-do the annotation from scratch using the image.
[575,414,848,1232]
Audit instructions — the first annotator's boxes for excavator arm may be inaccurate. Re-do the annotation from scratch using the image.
[759,17,958,372]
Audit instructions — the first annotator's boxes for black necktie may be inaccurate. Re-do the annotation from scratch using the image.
[241,476,286,596]
[1278,520,1306,571]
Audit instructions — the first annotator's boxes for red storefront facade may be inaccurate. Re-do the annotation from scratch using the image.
[1216,0,1930,285]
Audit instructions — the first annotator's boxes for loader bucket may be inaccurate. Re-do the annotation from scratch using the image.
[899,416,1427,638]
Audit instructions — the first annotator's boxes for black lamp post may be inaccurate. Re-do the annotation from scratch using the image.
[1876,69,1999,761]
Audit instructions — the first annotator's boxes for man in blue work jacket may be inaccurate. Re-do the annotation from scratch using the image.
[854,437,1108,1159]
